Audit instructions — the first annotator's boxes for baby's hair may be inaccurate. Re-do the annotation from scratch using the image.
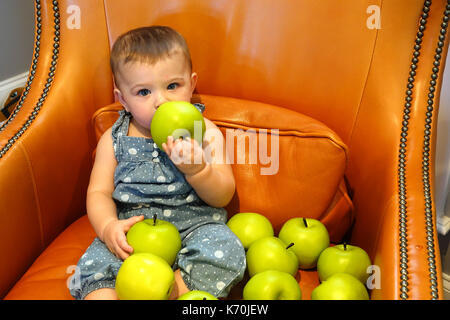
[110,25,192,83]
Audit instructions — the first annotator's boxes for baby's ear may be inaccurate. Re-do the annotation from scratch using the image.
[114,88,129,111]
[190,72,198,93]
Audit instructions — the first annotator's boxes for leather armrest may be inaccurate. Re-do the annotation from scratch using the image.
[0,0,114,297]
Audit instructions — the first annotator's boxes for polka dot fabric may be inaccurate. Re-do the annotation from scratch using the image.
[69,106,245,300]
[177,224,246,296]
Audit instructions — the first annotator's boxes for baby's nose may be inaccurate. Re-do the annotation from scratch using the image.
[155,93,168,108]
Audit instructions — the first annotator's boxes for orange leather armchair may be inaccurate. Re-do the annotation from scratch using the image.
[1,0,449,300]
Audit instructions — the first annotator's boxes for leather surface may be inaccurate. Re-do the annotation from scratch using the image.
[4,215,95,300]
[0,0,114,297]
[1,0,448,300]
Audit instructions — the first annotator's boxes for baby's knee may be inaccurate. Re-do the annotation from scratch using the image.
[176,223,246,297]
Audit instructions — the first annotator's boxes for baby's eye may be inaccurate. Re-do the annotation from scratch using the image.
[167,83,179,90]
[137,89,151,96]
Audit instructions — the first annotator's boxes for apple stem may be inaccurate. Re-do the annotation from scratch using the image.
[303,218,308,228]
[153,214,157,226]
[286,242,295,250]
[343,242,347,250]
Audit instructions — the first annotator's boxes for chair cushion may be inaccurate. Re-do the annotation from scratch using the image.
[94,94,353,240]
[4,215,95,300]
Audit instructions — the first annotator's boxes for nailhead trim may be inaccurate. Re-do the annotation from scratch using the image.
[0,0,60,157]
[398,0,433,300]
[421,0,449,300]
[398,0,449,300]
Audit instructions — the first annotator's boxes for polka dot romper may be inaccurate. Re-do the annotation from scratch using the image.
[69,105,246,300]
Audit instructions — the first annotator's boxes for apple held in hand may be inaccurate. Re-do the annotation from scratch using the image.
[150,101,206,150]
[246,236,298,277]
[115,253,175,300]
[317,243,372,284]
[226,212,274,249]
[178,290,218,300]
[278,217,329,269]
[126,214,181,266]
[311,273,369,300]
[243,270,302,300]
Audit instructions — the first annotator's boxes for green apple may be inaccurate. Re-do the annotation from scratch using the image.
[226,212,274,249]
[126,214,181,266]
[246,236,299,277]
[177,290,218,300]
[243,270,302,300]
[317,243,372,284]
[115,253,175,300]
[278,217,329,269]
[311,273,369,300]
[150,101,206,150]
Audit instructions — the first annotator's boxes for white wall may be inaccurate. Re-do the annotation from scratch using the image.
[0,0,34,81]
[437,43,450,300]
[437,51,450,236]
[0,0,34,106]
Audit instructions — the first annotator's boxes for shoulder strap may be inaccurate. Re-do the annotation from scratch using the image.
[111,110,130,141]
[193,103,205,113]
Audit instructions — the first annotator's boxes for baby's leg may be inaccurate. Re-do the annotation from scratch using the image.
[168,269,191,299]
[69,237,122,300]
[176,223,246,298]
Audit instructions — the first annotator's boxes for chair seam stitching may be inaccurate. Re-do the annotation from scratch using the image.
[18,141,45,249]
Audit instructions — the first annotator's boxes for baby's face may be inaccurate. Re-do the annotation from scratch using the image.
[115,50,197,133]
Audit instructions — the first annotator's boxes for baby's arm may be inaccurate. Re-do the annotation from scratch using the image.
[163,118,235,207]
[86,128,143,259]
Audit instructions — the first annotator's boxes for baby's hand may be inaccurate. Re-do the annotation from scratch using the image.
[102,215,144,260]
[162,136,206,177]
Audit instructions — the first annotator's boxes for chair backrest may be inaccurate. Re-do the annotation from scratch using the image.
[100,0,450,256]
[103,0,383,142]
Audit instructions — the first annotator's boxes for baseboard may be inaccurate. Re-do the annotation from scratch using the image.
[0,71,28,107]
[443,272,450,300]
[438,215,450,236]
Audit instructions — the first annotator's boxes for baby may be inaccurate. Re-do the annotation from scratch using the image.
[69,26,246,300]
